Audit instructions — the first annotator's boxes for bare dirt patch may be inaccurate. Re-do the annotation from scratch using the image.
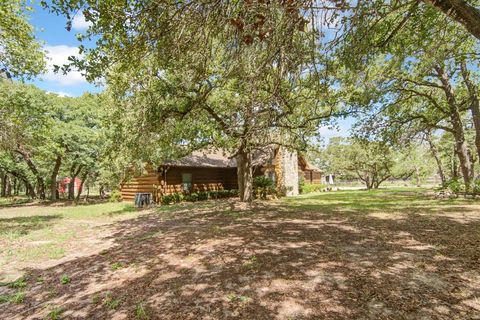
[1,190,480,319]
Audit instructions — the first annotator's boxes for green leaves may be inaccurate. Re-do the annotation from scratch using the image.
[0,0,46,79]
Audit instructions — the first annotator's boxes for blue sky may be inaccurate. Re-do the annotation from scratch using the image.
[27,4,352,139]
[27,3,98,97]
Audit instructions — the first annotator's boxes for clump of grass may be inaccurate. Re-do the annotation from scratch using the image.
[36,276,44,284]
[243,255,260,269]
[8,276,27,289]
[47,306,64,320]
[226,294,250,304]
[110,262,125,270]
[60,275,70,285]
[91,293,101,304]
[11,291,25,303]
[103,292,120,310]
[135,302,150,319]
[0,291,26,304]
[0,295,9,303]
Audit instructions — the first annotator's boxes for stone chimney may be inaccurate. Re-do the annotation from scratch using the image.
[274,147,299,196]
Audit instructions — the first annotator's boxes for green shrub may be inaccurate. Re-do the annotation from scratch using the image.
[445,178,463,194]
[172,192,183,203]
[253,176,275,199]
[301,183,326,194]
[160,194,173,205]
[298,175,306,194]
[109,190,122,202]
[473,178,480,195]
[217,190,230,198]
[160,189,238,204]
[197,191,209,201]
[184,192,199,202]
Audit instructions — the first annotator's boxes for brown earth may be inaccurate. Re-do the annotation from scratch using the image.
[1,190,480,319]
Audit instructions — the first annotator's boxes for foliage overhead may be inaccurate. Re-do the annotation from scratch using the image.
[0,0,46,78]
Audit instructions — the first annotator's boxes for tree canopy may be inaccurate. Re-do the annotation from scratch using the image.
[0,0,45,78]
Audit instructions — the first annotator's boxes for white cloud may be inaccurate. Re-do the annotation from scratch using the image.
[42,45,87,86]
[72,12,92,31]
[47,91,72,97]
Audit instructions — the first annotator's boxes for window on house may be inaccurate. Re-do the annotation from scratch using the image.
[182,173,192,192]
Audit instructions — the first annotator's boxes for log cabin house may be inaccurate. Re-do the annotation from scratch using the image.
[120,147,323,202]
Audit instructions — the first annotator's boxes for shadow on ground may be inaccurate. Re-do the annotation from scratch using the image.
[0,215,62,237]
[3,190,480,319]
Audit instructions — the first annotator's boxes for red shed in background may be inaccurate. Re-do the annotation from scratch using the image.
[58,177,82,194]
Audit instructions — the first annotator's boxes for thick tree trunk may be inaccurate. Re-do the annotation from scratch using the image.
[75,170,88,203]
[50,155,62,201]
[5,175,11,196]
[452,119,472,189]
[365,175,373,189]
[460,61,480,164]
[423,0,480,40]
[425,131,446,185]
[436,65,472,190]
[13,177,18,195]
[25,181,36,198]
[236,151,253,202]
[452,149,459,179]
[68,165,82,200]
[1,172,6,197]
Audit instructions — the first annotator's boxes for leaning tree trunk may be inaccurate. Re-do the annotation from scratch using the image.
[16,149,46,199]
[451,114,472,190]
[25,181,35,198]
[436,65,472,190]
[461,61,480,165]
[75,170,89,203]
[68,165,82,200]
[236,151,254,202]
[50,155,62,201]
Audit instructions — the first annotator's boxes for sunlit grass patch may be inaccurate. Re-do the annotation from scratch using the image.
[0,197,31,207]
[281,187,478,217]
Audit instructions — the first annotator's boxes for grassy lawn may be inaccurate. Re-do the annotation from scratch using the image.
[0,196,31,207]
[1,188,479,319]
[0,202,142,283]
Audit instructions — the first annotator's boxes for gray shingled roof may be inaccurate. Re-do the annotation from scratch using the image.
[163,149,236,168]
[162,147,322,172]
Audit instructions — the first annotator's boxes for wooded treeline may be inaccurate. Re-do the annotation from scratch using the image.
[333,0,480,192]
[0,80,119,201]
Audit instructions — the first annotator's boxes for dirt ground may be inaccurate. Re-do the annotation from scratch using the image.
[1,189,480,319]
